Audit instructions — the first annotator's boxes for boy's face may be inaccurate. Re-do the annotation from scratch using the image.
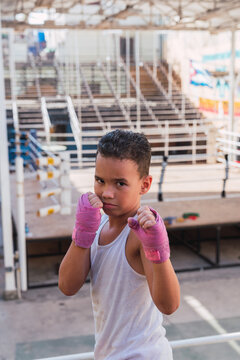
[94,154,152,218]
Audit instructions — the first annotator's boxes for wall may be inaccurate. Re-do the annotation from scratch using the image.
[55,30,164,63]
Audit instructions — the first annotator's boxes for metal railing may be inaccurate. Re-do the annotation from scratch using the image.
[54,59,66,96]
[41,97,52,143]
[28,52,41,100]
[12,100,19,132]
[216,129,240,167]
[100,63,133,130]
[37,118,208,167]
[66,95,82,165]
[35,331,240,360]
[78,64,106,130]
[120,59,161,129]
[144,62,191,132]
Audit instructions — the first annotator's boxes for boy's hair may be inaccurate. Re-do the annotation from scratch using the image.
[96,129,151,177]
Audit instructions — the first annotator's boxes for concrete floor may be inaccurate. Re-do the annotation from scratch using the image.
[1,238,240,360]
[1,163,240,360]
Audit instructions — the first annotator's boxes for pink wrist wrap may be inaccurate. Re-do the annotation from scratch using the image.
[72,193,101,248]
[128,208,170,264]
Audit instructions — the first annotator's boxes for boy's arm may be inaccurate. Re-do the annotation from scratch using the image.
[128,206,180,315]
[58,242,91,296]
[58,193,103,296]
[140,250,180,315]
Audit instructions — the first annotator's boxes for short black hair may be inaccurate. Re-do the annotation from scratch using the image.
[97,129,151,177]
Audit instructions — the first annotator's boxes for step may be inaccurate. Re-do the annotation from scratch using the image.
[19,124,44,129]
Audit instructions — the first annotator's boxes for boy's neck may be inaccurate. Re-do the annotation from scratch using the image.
[107,207,139,229]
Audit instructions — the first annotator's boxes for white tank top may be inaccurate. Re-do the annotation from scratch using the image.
[90,215,173,360]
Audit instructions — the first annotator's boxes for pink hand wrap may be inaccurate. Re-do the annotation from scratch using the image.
[72,193,101,248]
[128,208,170,264]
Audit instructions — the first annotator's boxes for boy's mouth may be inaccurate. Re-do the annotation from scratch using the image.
[103,202,117,209]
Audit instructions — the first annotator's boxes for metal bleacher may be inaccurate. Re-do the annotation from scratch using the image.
[5,54,209,169]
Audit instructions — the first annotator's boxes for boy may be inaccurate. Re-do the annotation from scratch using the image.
[59,129,180,360]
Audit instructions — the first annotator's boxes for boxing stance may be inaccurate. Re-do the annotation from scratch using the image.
[59,130,180,360]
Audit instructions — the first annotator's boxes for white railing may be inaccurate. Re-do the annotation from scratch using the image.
[35,331,240,360]
[37,132,82,168]
[100,63,133,130]
[28,52,41,100]
[15,132,71,291]
[159,62,177,90]
[12,100,19,132]
[54,59,66,96]
[27,133,72,216]
[171,332,240,349]
[120,59,161,128]
[158,61,191,119]
[78,64,106,130]
[37,118,208,167]
[66,95,82,165]
[41,97,52,143]
[144,62,191,133]
[144,62,180,116]
[216,129,240,167]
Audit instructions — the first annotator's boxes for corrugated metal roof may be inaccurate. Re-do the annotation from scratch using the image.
[1,0,240,31]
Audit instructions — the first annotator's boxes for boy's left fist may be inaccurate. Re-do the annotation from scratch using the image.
[128,206,170,264]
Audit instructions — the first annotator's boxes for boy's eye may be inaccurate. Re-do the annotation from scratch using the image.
[117,181,126,187]
[96,178,104,184]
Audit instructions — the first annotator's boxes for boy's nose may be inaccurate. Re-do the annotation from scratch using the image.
[102,186,114,199]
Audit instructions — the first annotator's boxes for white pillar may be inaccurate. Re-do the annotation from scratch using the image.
[9,29,17,101]
[65,41,70,96]
[15,156,27,291]
[229,30,235,134]
[115,33,121,98]
[60,47,65,95]
[229,30,236,161]
[153,31,157,78]
[74,30,81,121]
[168,62,172,99]
[0,25,17,298]
[106,32,111,79]
[126,31,131,116]
[126,31,131,103]
[59,152,71,215]
[135,31,141,131]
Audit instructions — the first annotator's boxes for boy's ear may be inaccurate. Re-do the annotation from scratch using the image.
[140,175,152,195]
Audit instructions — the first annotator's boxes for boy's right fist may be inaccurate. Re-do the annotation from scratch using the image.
[72,192,103,248]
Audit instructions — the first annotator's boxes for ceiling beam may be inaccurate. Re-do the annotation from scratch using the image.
[2,20,234,32]
[1,0,240,32]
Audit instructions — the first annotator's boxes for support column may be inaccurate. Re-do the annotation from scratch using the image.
[74,30,81,118]
[65,39,70,96]
[153,31,157,78]
[229,30,236,161]
[135,31,141,131]
[74,30,82,167]
[229,30,236,133]
[126,31,131,114]
[168,62,172,99]
[106,31,111,79]
[9,29,16,102]
[115,33,121,98]
[15,155,27,291]
[0,25,17,298]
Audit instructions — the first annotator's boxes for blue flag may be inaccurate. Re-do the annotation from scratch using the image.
[190,60,213,88]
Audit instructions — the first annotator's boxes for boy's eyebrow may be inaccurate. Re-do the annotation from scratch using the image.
[114,177,128,182]
[95,175,128,182]
[95,175,103,181]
